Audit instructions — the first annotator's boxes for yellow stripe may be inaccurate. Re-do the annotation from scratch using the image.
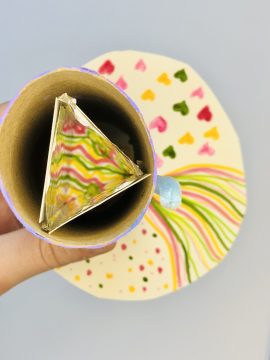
[145,213,178,291]
[166,164,244,176]
[168,212,211,271]
[58,137,135,174]
[179,175,245,204]
[52,158,123,183]
[181,203,225,258]
[182,186,242,222]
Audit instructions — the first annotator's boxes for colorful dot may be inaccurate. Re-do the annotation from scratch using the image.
[152,233,157,238]
[139,265,145,271]
[121,244,127,250]
[163,283,168,289]
[132,239,137,244]
[129,286,135,293]
[142,229,147,235]
[129,256,133,260]
[74,275,80,281]
[158,267,163,274]
[155,248,160,254]
[143,277,148,282]
[106,273,113,279]
[147,259,154,266]
[99,283,103,288]
[128,268,133,273]
[142,287,147,292]
[85,258,90,263]
[86,269,92,276]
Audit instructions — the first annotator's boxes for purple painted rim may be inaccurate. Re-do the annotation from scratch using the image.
[0,66,157,249]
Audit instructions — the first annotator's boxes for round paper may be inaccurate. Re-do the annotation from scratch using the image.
[56,51,247,300]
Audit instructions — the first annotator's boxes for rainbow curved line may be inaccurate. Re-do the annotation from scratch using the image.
[147,164,246,289]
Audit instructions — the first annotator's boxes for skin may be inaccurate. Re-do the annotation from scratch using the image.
[0,102,115,295]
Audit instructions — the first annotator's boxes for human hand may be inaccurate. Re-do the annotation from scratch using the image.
[0,102,115,295]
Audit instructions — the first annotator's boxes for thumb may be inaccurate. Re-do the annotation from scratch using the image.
[0,228,115,295]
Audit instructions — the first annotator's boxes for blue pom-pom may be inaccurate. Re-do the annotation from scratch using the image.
[155,175,182,209]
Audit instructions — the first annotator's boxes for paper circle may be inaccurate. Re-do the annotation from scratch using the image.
[56,51,247,300]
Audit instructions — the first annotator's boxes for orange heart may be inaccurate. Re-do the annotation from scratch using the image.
[157,72,171,85]
[141,89,155,101]
[204,127,220,140]
[178,132,194,145]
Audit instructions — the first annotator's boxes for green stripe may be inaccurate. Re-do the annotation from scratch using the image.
[182,198,229,251]
[51,174,89,189]
[152,201,191,283]
[159,205,219,263]
[53,153,130,177]
[185,198,235,245]
[180,181,244,217]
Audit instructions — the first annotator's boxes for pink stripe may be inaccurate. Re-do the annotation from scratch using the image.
[176,208,222,261]
[149,205,183,287]
[230,182,246,196]
[51,167,105,188]
[59,143,119,167]
[182,190,239,225]
[173,167,244,182]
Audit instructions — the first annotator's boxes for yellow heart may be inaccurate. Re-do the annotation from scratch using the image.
[204,127,220,140]
[157,72,171,85]
[106,273,113,279]
[141,89,156,101]
[178,132,194,145]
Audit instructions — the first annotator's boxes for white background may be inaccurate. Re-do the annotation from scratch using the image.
[0,1,269,359]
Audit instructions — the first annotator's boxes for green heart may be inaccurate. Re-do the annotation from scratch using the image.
[162,145,176,159]
[174,69,188,82]
[173,101,189,116]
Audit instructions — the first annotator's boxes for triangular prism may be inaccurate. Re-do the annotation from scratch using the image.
[39,93,149,234]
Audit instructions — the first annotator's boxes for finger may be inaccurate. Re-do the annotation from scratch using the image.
[0,191,21,234]
[0,228,115,295]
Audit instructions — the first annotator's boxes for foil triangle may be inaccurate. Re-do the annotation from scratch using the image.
[39,93,149,234]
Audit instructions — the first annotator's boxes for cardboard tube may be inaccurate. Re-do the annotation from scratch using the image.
[0,68,156,248]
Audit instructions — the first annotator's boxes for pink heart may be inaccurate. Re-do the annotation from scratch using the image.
[155,153,164,168]
[191,87,204,99]
[135,59,146,72]
[115,76,128,90]
[198,143,215,156]
[149,116,167,133]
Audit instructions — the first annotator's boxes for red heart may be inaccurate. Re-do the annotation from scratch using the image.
[98,60,115,75]
[197,106,212,121]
